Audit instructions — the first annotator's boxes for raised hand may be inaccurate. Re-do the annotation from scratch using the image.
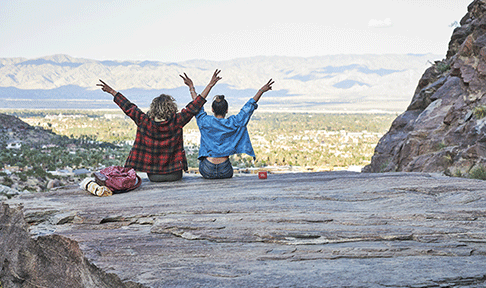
[97,79,117,96]
[253,79,275,102]
[259,79,274,93]
[198,69,222,99]
[180,73,198,99]
[179,73,194,88]
[208,69,222,87]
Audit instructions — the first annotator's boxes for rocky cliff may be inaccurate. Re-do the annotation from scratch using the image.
[0,203,144,288]
[364,0,486,175]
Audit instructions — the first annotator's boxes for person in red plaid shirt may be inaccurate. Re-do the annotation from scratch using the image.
[97,70,221,182]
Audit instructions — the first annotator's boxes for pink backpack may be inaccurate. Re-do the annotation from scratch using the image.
[95,166,142,193]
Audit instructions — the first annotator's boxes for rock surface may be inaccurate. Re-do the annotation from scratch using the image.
[3,171,486,287]
[0,203,143,288]
[364,0,486,175]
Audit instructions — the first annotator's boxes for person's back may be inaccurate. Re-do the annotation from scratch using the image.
[196,95,258,161]
[180,76,274,179]
[118,93,203,181]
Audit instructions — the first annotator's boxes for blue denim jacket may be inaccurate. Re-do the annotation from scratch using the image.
[196,98,258,159]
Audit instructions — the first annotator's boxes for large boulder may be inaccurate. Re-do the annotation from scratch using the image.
[364,0,486,176]
[0,203,144,288]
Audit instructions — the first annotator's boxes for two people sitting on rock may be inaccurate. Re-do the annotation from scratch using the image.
[98,70,273,181]
[97,70,221,182]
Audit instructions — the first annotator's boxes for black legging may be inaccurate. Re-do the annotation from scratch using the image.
[147,170,183,182]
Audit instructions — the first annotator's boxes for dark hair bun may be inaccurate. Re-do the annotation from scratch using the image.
[214,95,225,102]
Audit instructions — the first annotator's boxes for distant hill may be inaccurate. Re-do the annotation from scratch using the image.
[0,113,60,147]
[0,54,442,112]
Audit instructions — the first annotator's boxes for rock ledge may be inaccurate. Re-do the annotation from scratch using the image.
[3,171,486,287]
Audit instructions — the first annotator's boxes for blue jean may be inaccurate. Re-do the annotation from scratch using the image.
[199,158,234,179]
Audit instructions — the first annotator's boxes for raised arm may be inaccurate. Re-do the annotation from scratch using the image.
[97,79,117,97]
[253,79,274,102]
[180,69,221,100]
[179,73,197,100]
[200,69,222,99]
[196,69,222,99]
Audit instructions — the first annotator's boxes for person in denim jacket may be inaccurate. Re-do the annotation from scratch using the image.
[180,72,274,179]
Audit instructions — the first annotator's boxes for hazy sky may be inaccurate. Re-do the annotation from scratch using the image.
[1,0,472,62]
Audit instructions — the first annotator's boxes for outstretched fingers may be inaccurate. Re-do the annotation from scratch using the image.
[213,69,222,79]
[179,73,189,80]
[98,79,110,88]
[97,79,115,94]
[266,79,274,89]
[210,69,222,85]
[261,79,274,92]
[180,73,195,87]
[97,79,106,88]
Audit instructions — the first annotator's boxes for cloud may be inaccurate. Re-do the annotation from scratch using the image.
[368,18,392,28]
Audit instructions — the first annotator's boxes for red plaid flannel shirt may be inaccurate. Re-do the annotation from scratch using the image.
[114,92,206,174]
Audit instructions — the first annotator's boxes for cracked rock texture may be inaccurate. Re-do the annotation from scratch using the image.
[3,171,486,287]
[0,203,144,288]
[364,0,486,175]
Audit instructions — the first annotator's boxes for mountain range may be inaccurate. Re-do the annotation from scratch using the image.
[0,54,442,112]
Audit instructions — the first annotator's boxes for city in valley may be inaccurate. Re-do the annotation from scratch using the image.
[0,110,396,192]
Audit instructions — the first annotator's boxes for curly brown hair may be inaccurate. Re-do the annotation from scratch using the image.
[147,94,178,121]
